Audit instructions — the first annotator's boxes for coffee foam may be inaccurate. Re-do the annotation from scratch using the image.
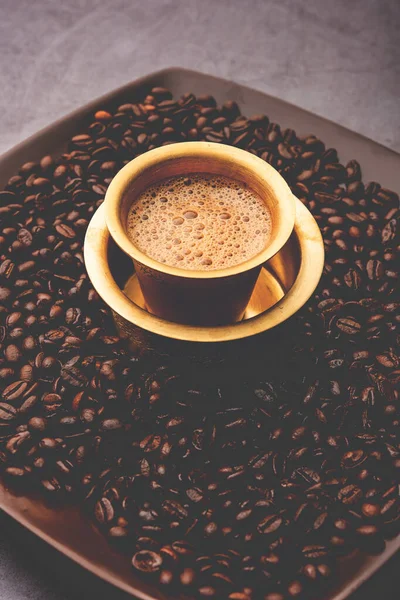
[126,174,272,270]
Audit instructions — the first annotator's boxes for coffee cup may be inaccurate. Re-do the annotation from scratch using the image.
[104,142,295,326]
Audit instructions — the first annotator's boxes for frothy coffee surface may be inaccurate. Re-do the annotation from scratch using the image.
[126,174,272,270]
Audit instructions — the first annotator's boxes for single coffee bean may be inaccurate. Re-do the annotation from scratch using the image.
[19,395,38,414]
[336,317,361,335]
[3,380,28,401]
[257,515,283,535]
[28,417,47,433]
[0,367,14,380]
[95,497,115,524]
[42,393,62,411]
[100,418,123,431]
[338,484,363,505]
[0,287,12,302]
[5,466,28,478]
[4,344,22,362]
[0,403,17,422]
[20,364,34,381]
[132,550,163,573]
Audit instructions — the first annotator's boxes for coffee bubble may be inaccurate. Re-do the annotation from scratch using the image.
[183,210,198,219]
[126,173,271,270]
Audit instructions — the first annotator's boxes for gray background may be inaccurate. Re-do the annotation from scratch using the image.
[1,0,400,156]
[0,0,400,598]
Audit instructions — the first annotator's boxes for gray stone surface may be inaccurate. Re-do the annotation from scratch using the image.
[0,0,399,598]
[0,0,400,156]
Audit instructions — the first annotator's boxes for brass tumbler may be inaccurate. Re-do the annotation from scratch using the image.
[104,142,296,326]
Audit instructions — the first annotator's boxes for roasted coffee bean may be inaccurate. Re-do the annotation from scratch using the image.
[366,259,384,281]
[257,515,283,536]
[132,550,163,573]
[3,380,28,401]
[5,466,28,479]
[100,417,123,431]
[19,395,38,414]
[338,484,363,505]
[22,336,37,352]
[95,497,115,524]
[4,344,22,362]
[0,286,12,303]
[61,362,87,387]
[0,403,17,422]
[28,417,47,433]
[20,364,34,381]
[346,160,362,182]
[336,317,361,335]
[0,367,14,381]
[287,581,303,597]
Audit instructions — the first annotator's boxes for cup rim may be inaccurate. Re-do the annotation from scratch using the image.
[104,142,296,280]
[84,199,324,343]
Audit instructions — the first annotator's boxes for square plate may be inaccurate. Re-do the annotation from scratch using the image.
[0,67,399,600]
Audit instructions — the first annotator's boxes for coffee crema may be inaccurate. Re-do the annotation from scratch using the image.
[126,174,272,270]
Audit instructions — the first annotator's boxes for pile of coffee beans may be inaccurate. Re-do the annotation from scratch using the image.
[0,86,399,600]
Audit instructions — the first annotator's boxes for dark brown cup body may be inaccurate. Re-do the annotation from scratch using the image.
[134,259,261,325]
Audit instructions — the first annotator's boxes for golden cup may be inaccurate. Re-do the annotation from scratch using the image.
[103,142,296,326]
